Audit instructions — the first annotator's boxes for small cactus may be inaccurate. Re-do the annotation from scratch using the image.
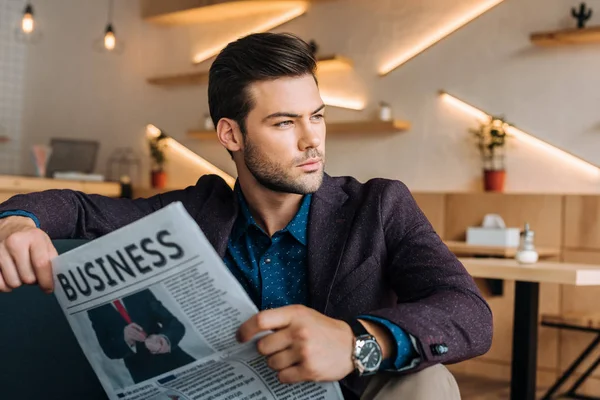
[572,2,593,29]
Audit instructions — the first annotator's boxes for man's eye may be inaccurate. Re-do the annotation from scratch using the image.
[275,121,293,127]
[311,114,324,121]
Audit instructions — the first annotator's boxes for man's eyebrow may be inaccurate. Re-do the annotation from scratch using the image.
[311,104,326,114]
[263,111,301,121]
[262,104,326,122]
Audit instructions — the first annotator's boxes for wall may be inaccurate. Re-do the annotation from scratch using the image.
[7,0,600,192]
[0,0,26,175]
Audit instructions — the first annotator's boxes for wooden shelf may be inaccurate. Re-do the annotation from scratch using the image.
[326,120,410,134]
[188,119,410,139]
[147,54,351,87]
[141,0,327,26]
[530,26,600,46]
[444,240,560,259]
[316,55,353,72]
[147,70,209,86]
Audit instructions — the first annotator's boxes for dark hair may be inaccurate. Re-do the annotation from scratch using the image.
[208,33,317,137]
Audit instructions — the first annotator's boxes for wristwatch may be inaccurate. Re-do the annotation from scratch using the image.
[346,318,382,376]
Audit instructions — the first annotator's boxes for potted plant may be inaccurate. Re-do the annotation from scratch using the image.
[148,133,168,188]
[470,116,509,192]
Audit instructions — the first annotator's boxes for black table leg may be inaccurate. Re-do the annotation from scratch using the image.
[510,281,540,400]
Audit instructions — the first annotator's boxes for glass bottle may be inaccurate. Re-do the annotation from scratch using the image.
[516,222,538,264]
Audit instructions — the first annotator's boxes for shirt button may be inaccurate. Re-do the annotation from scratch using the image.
[265,258,271,264]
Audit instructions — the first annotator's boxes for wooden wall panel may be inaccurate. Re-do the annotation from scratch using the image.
[559,250,600,380]
[564,196,600,250]
[412,193,446,239]
[445,193,563,247]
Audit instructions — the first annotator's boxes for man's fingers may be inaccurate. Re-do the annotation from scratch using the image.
[237,306,298,343]
[0,267,10,292]
[257,329,293,356]
[267,349,301,371]
[131,323,147,339]
[47,239,58,258]
[131,330,147,342]
[29,238,54,292]
[8,237,37,285]
[277,366,306,384]
[0,246,21,289]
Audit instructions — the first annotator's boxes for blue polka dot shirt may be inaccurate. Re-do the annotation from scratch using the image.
[224,190,311,309]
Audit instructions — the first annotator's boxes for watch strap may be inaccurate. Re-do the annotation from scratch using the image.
[346,318,370,338]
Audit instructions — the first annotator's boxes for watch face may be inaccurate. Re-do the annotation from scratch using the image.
[357,338,382,372]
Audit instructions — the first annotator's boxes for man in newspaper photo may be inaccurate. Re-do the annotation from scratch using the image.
[88,288,196,386]
[0,33,492,399]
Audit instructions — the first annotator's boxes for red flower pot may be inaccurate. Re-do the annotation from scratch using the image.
[484,170,505,192]
[151,170,167,189]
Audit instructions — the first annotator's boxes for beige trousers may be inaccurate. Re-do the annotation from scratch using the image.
[361,364,461,400]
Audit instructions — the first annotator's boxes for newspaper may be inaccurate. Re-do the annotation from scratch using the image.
[52,202,344,400]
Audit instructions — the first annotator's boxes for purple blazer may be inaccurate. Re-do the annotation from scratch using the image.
[0,174,492,395]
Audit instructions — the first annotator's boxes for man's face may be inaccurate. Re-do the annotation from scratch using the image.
[240,74,326,194]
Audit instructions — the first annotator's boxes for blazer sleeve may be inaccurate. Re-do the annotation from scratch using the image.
[87,307,133,360]
[147,291,186,347]
[0,179,209,240]
[366,180,493,372]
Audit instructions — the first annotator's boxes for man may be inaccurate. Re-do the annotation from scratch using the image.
[88,289,195,385]
[0,33,492,399]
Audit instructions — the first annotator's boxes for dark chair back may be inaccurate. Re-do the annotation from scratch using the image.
[0,240,108,399]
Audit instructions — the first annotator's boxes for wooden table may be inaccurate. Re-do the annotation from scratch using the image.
[445,240,560,259]
[459,258,600,400]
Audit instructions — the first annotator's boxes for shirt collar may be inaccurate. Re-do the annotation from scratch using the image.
[231,184,311,246]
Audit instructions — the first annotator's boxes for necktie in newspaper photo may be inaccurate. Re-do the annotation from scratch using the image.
[113,299,132,324]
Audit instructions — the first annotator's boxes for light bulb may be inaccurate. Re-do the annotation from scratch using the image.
[22,4,34,34]
[104,24,116,51]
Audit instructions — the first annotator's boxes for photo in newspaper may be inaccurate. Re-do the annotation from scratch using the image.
[52,202,344,400]
[74,284,213,390]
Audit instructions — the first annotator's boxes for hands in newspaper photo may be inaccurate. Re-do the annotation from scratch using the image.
[124,323,147,346]
[145,334,171,354]
[237,304,355,384]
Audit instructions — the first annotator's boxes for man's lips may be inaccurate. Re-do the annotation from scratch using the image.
[297,159,322,167]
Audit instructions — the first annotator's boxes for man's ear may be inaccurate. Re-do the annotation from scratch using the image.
[216,118,243,153]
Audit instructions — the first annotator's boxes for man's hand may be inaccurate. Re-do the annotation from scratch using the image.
[0,216,57,293]
[124,323,147,347]
[236,305,355,384]
[145,334,171,354]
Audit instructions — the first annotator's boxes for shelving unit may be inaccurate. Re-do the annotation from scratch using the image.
[187,119,410,139]
[146,71,209,86]
[530,26,600,46]
[147,54,352,87]
[316,55,353,72]
[141,0,328,26]
[325,119,411,134]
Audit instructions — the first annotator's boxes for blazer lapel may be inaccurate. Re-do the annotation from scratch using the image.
[307,174,356,315]
[196,185,239,258]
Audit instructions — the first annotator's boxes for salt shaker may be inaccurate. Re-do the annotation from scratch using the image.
[515,222,538,264]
